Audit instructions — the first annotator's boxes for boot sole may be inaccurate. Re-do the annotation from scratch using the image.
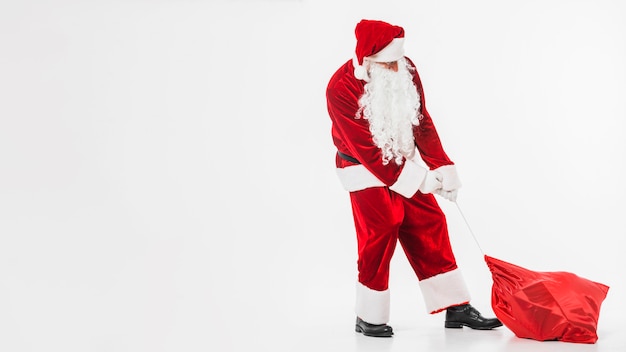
[445,321,503,330]
[355,325,394,337]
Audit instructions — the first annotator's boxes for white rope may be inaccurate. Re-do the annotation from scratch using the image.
[454,201,485,256]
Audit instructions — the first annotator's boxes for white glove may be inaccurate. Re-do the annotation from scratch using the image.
[434,165,462,191]
[418,170,443,194]
[435,189,458,202]
[433,165,461,202]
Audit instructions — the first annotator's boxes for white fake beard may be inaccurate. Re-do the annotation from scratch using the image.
[357,58,421,165]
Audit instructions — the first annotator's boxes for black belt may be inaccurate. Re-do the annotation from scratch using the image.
[337,151,360,164]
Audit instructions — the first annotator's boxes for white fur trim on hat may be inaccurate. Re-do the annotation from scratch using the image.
[353,38,405,81]
[368,37,405,63]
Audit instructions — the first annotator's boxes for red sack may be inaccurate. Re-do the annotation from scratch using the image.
[485,255,609,343]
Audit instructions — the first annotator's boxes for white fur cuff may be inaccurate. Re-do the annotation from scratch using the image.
[336,165,385,192]
[389,159,428,198]
[356,282,390,324]
[419,269,471,314]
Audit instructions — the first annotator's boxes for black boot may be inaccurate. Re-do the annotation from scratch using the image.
[445,304,503,330]
[355,317,394,337]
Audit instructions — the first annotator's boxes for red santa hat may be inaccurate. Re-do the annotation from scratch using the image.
[353,19,406,81]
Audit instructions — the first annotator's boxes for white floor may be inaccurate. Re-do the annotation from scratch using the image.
[203,276,622,352]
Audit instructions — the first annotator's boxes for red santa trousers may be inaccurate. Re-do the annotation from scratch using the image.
[350,187,470,324]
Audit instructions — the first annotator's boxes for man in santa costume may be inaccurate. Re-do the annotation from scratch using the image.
[326,19,502,337]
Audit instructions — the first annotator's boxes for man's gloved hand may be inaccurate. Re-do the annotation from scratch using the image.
[435,189,458,202]
[418,170,443,194]
[433,165,462,202]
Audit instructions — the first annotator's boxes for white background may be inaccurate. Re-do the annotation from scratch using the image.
[1,0,624,351]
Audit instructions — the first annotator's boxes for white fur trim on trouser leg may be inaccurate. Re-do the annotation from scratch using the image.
[418,269,471,314]
[356,282,390,324]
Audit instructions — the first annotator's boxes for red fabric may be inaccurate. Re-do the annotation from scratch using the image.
[485,255,609,344]
[350,187,458,291]
[354,20,404,65]
[326,57,453,186]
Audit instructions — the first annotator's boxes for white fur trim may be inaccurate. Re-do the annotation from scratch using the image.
[388,160,428,198]
[418,268,471,314]
[434,165,462,191]
[356,282,390,324]
[368,38,405,63]
[336,160,427,197]
[336,164,385,192]
[352,38,404,81]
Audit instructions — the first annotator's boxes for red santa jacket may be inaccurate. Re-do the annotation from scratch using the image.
[326,57,453,198]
